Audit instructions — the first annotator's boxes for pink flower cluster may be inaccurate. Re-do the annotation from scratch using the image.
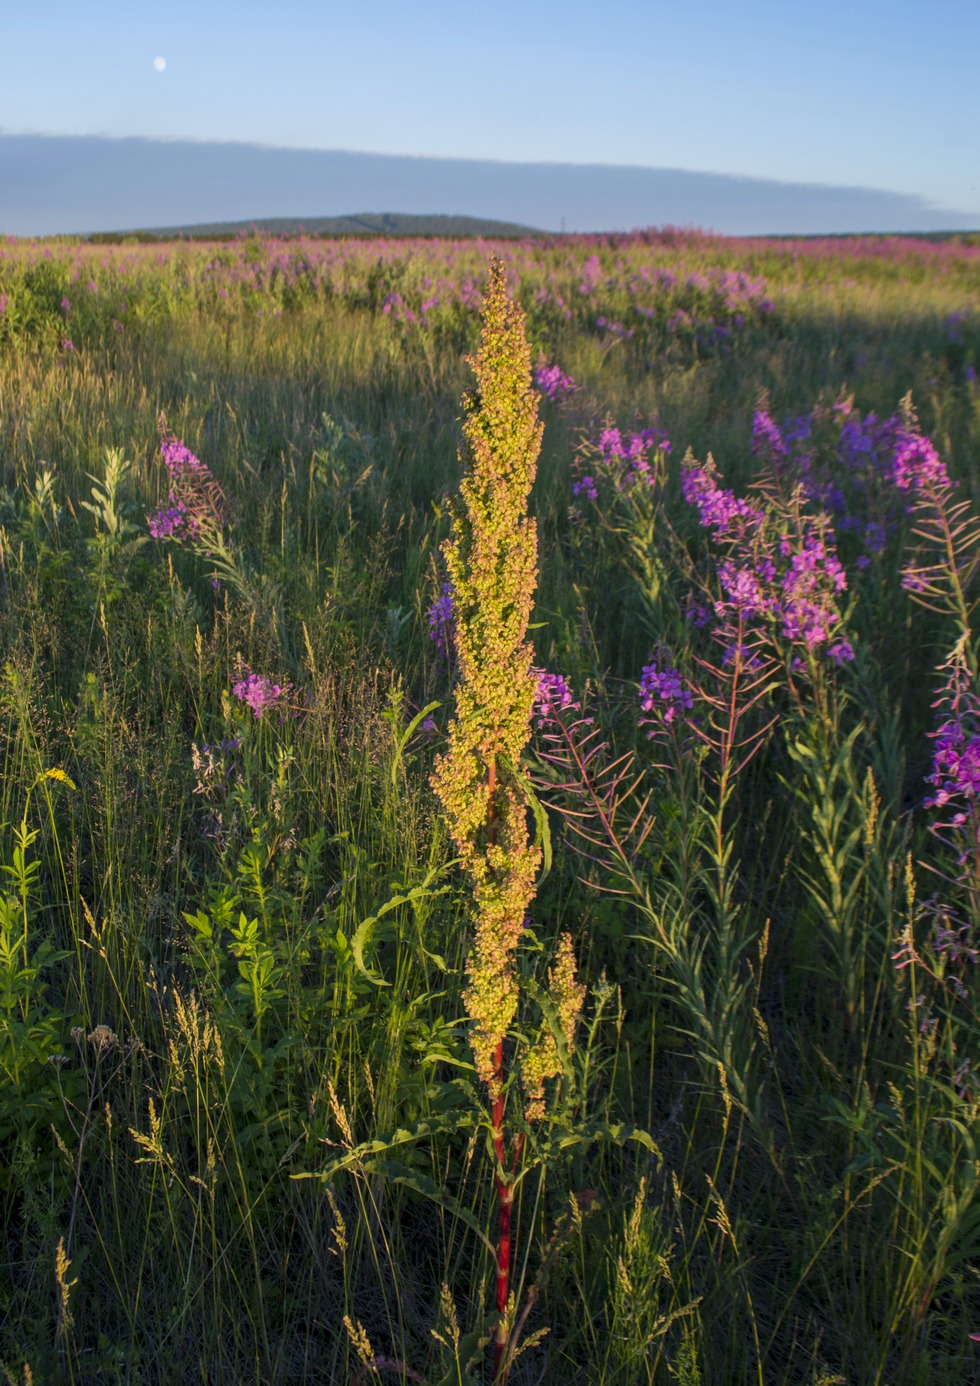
[147,434,228,545]
[681,459,854,666]
[889,429,951,494]
[232,670,287,719]
[638,662,693,732]
[681,462,764,538]
[533,670,580,728]
[534,362,578,402]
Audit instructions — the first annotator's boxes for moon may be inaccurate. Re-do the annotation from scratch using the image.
[153,56,167,72]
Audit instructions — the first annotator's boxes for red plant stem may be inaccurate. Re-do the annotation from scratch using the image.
[485,750,525,1383]
[492,1039,512,1383]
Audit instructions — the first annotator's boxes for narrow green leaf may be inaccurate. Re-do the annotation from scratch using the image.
[391,700,441,790]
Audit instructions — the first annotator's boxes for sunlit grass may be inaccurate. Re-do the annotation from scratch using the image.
[0,228,978,1383]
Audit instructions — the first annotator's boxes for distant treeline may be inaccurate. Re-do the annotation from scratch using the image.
[80,217,980,247]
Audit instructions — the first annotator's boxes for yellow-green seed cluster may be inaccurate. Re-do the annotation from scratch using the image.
[522,933,586,1120]
[431,257,544,1092]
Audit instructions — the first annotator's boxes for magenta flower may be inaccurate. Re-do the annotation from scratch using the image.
[147,430,228,545]
[427,582,455,659]
[777,532,848,650]
[572,475,598,500]
[573,420,670,501]
[638,662,693,729]
[533,670,580,727]
[149,504,189,540]
[890,429,950,493]
[716,560,774,621]
[681,461,764,537]
[922,643,980,881]
[683,444,853,667]
[752,409,787,460]
[232,671,285,719]
[826,639,855,665]
[534,362,578,402]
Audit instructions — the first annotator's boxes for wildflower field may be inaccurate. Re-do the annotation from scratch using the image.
[0,225,979,1384]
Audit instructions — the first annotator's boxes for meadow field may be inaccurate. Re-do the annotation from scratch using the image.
[0,226,979,1384]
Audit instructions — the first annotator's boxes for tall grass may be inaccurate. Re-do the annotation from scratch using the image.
[0,227,978,1382]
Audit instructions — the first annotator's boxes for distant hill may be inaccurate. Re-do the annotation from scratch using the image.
[87,211,539,242]
[2,135,978,238]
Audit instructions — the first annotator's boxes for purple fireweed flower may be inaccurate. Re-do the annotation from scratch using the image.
[927,905,980,968]
[162,437,212,482]
[577,423,670,499]
[638,662,693,729]
[923,642,980,879]
[890,428,950,493]
[60,337,74,353]
[826,639,855,665]
[684,596,712,629]
[232,671,285,719]
[534,362,578,401]
[681,461,764,537]
[901,568,930,594]
[783,414,813,445]
[598,427,625,462]
[953,1057,978,1098]
[149,431,228,544]
[777,533,848,649]
[752,409,787,459]
[427,582,455,658]
[625,429,669,468]
[685,441,853,666]
[148,504,188,540]
[716,560,774,620]
[578,255,602,295]
[926,722,980,810]
[533,669,580,727]
[718,634,768,671]
[60,297,72,313]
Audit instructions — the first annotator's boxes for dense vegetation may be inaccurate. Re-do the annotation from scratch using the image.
[0,227,979,1384]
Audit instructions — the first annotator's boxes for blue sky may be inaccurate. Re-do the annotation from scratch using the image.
[2,0,978,220]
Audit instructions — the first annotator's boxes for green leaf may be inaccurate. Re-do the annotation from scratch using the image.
[391,700,441,790]
[350,864,453,987]
[384,1159,498,1257]
[503,756,552,884]
[349,910,393,987]
[293,1111,480,1181]
[554,1120,662,1162]
[431,1327,488,1386]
